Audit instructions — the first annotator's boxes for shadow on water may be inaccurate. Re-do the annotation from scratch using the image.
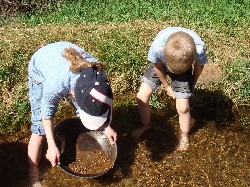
[0,142,29,187]
[190,89,235,134]
[2,89,247,187]
[95,89,237,184]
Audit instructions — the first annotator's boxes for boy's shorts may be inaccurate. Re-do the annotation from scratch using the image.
[141,63,194,99]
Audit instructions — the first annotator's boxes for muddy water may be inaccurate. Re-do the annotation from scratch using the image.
[0,90,249,187]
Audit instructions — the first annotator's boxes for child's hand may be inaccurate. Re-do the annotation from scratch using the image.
[165,85,176,99]
[104,126,117,145]
[46,145,61,167]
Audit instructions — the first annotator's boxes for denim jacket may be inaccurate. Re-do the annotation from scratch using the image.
[28,41,97,119]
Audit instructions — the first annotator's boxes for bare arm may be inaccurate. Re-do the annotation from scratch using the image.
[193,62,204,86]
[42,118,60,166]
[154,62,175,99]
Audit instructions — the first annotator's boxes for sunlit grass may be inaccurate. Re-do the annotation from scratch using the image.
[0,0,249,134]
[220,60,250,106]
[1,0,249,31]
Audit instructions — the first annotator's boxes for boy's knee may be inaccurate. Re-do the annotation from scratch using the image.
[136,91,145,100]
[136,92,150,104]
[136,82,153,103]
[176,101,190,114]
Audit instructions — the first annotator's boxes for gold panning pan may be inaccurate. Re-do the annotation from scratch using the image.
[54,118,117,178]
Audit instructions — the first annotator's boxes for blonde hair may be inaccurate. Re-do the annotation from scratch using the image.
[163,31,196,74]
[63,47,105,73]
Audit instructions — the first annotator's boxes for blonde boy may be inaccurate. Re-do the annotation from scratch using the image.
[132,27,207,151]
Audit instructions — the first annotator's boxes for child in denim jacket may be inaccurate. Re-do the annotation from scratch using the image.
[28,41,117,186]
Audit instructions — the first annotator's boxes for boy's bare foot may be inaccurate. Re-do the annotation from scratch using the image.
[176,136,189,151]
[131,124,151,140]
[29,167,42,187]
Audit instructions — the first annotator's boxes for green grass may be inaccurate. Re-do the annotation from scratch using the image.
[2,0,249,30]
[0,0,249,134]
[220,59,250,106]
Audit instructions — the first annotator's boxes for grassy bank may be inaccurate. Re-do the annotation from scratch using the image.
[1,0,249,30]
[0,0,249,134]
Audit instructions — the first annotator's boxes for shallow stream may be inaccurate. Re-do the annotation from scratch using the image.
[1,90,249,187]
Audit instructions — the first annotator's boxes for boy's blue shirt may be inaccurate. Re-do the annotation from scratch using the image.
[148,27,208,71]
[28,41,97,119]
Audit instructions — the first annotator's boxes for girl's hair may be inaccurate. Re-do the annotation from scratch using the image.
[163,31,196,74]
[63,47,105,73]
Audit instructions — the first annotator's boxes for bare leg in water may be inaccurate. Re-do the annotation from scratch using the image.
[131,82,153,140]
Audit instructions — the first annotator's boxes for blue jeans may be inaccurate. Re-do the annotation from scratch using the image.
[28,70,79,136]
